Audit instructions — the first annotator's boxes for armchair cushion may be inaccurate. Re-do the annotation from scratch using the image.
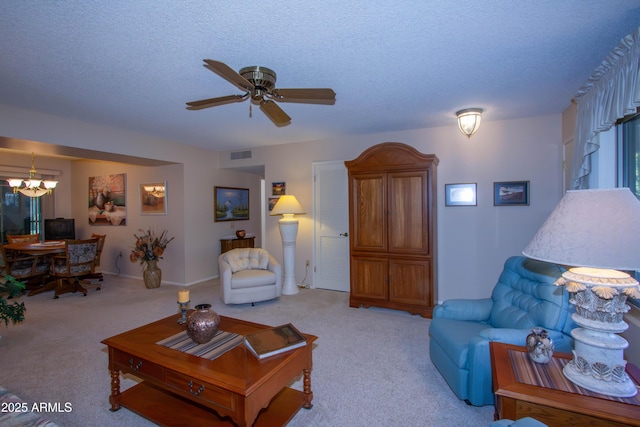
[223,247,269,273]
[429,256,575,406]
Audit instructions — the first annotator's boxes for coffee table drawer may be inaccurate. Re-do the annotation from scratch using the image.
[112,350,163,379]
[165,370,235,411]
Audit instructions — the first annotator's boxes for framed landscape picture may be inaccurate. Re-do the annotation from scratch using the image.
[494,181,530,206]
[445,183,477,206]
[139,182,167,215]
[214,186,250,221]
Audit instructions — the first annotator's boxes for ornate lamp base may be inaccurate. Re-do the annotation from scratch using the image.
[557,267,640,398]
[563,327,636,397]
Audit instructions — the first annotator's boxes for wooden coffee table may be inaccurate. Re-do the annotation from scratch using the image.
[102,314,317,426]
[491,342,640,426]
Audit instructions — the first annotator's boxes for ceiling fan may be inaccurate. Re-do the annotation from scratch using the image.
[186,59,336,127]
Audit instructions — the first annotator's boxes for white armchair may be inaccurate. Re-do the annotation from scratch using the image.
[218,248,282,304]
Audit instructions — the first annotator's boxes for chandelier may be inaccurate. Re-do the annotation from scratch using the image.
[7,153,58,197]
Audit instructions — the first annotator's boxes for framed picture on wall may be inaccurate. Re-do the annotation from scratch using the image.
[88,174,127,226]
[272,182,286,195]
[214,186,250,221]
[494,181,530,206]
[268,197,279,211]
[139,182,167,215]
[445,183,477,206]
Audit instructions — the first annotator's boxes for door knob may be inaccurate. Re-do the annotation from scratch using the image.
[339,232,349,237]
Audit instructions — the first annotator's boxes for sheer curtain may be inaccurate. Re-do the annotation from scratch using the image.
[572,27,640,189]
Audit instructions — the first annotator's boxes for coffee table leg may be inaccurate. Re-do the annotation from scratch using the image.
[302,368,313,409]
[109,368,121,412]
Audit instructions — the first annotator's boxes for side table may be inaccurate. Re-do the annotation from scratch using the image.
[490,342,640,426]
[220,236,255,254]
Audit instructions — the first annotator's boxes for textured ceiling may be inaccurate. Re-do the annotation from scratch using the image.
[1,1,639,152]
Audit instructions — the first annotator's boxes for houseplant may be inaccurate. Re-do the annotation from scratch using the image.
[0,275,26,327]
[130,229,174,289]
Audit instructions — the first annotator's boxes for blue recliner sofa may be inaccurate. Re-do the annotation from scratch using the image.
[429,256,575,406]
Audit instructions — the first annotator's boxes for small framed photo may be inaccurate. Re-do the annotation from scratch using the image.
[272,182,286,196]
[494,181,530,206]
[139,182,167,215]
[445,183,477,206]
[215,186,250,221]
[268,197,279,211]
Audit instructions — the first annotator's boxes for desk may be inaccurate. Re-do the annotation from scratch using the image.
[491,342,640,426]
[5,241,65,296]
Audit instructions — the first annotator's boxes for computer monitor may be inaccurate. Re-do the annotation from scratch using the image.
[44,218,76,240]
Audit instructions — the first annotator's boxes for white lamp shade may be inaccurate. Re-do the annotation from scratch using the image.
[270,195,306,216]
[523,188,640,270]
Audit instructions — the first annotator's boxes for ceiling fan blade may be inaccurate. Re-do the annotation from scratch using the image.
[271,88,336,105]
[203,59,254,92]
[186,94,246,110]
[260,100,291,126]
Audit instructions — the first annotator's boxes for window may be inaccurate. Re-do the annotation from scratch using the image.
[616,112,640,306]
[0,181,42,243]
[618,112,640,197]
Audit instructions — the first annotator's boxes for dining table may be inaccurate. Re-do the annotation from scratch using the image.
[4,240,66,296]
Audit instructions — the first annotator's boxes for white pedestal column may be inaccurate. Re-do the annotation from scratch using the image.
[278,216,299,295]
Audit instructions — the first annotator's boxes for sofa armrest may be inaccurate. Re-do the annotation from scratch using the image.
[433,298,493,321]
[479,327,569,348]
[478,328,532,346]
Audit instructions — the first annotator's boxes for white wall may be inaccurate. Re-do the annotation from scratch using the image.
[1,103,564,299]
[221,114,564,301]
[0,104,263,286]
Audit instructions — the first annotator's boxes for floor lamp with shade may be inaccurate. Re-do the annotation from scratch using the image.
[270,195,306,295]
[523,188,640,397]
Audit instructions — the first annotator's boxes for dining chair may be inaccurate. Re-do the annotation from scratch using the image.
[49,238,98,299]
[80,233,106,289]
[6,234,40,244]
[0,243,49,288]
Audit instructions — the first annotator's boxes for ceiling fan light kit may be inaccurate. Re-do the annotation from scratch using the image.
[187,59,335,127]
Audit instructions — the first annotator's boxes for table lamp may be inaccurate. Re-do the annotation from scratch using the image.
[523,188,640,397]
[270,195,306,295]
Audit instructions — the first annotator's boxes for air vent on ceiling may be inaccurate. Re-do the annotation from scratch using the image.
[230,150,252,160]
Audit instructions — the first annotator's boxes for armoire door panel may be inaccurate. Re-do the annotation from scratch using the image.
[350,257,388,300]
[351,174,386,251]
[388,172,429,254]
[389,259,431,305]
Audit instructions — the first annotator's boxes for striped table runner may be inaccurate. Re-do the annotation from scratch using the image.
[157,329,244,361]
[509,349,640,405]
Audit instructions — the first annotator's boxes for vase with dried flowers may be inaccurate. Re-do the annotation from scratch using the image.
[130,229,174,289]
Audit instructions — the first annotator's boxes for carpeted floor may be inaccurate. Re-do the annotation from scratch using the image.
[0,274,494,426]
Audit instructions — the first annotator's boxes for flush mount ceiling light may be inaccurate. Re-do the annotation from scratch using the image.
[456,108,483,138]
[7,153,58,197]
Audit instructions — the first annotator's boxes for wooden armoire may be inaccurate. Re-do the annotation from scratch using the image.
[345,142,438,318]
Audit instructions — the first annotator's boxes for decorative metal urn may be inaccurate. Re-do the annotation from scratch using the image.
[526,327,554,364]
[186,304,220,344]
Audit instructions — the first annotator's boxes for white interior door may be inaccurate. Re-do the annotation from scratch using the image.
[313,161,350,292]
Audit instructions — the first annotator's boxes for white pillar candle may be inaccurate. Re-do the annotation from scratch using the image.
[178,289,189,303]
